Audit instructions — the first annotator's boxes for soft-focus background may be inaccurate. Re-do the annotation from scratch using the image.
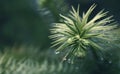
[0,0,120,74]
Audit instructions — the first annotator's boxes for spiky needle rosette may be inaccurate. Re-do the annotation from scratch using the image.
[49,4,118,62]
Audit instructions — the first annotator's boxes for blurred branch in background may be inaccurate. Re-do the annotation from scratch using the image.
[0,45,74,74]
[38,0,69,21]
[0,0,69,50]
[0,0,48,49]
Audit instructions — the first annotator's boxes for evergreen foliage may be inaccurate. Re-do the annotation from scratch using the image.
[0,46,74,74]
[50,4,120,63]
[0,0,120,74]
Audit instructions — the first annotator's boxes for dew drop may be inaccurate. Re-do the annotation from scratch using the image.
[67,38,72,44]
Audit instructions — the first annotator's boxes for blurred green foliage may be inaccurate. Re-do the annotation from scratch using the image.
[0,0,68,49]
[0,43,120,74]
[0,0,47,49]
[0,46,74,74]
[38,0,68,21]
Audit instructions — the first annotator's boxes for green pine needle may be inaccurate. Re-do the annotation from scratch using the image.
[49,4,119,62]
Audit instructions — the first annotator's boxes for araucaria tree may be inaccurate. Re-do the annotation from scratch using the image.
[49,4,119,63]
